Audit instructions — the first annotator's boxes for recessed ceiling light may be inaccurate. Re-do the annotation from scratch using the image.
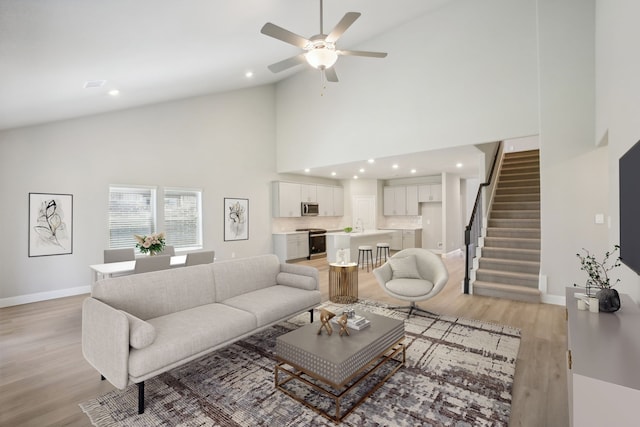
[108,89,120,96]
[367,159,375,164]
[331,171,337,176]
[245,71,254,78]
[304,168,310,173]
[353,175,359,179]
[84,80,106,89]
[410,169,417,174]
[359,168,365,173]
[392,164,399,169]
[456,163,463,168]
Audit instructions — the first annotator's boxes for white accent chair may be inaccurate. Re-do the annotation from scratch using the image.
[133,255,171,274]
[104,248,135,263]
[185,250,215,266]
[373,248,449,317]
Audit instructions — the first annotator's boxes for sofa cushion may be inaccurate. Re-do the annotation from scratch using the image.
[389,255,422,280]
[212,254,281,301]
[276,272,316,291]
[222,285,321,327]
[129,303,257,378]
[121,311,156,349]
[92,264,216,320]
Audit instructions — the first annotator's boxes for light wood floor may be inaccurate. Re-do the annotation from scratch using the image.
[0,254,569,426]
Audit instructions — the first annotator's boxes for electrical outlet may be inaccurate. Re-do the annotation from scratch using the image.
[437,242,443,248]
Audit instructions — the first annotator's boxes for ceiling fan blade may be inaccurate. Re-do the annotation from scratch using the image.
[267,54,307,73]
[260,23,310,49]
[325,67,339,83]
[337,49,388,58]
[326,12,361,43]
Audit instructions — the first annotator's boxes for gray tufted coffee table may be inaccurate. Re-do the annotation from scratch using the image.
[274,310,405,422]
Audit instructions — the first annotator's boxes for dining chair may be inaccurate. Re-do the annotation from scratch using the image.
[133,255,171,274]
[156,245,175,256]
[104,248,135,263]
[185,250,215,266]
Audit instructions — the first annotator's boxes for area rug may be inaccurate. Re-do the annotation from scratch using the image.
[80,300,521,426]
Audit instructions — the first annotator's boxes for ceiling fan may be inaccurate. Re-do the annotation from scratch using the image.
[260,0,387,82]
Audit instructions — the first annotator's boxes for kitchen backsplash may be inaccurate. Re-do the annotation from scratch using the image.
[272,215,423,233]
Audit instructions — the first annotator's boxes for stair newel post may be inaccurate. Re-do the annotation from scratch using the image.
[464,226,472,294]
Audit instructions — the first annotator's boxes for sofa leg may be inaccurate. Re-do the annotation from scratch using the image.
[137,381,145,414]
[309,309,314,323]
[100,374,105,381]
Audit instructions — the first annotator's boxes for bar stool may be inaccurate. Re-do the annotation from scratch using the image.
[357,245,374,272]
[376,242,391,267]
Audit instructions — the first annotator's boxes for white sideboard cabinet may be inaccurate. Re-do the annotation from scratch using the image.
[565,287,640,427]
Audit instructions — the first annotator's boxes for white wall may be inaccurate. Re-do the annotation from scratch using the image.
[275,0,539,173]
[0,86,278,304]
[596,0,640,302]
[537,0,607,301]
[443,172,463,254]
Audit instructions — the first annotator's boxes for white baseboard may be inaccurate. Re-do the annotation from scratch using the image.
[541,294,566,306]
[0,285,91,308]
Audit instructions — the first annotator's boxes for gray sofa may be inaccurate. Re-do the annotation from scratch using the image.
[82,254,321,413]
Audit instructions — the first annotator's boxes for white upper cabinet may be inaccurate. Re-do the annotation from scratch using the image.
[406,185,419,215]
[300,184,317,202]
[418,184,442,202]
[384,185,418,216]
[272,181,301,217]
[333,187,344,216]
[273,181,343,217]
[316,185,333,216]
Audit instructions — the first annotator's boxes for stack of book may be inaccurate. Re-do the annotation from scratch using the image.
[330,313,370,330]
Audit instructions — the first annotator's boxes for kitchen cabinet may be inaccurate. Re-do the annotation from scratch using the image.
[273,181,343,217]
[389,230,402,250]
[565,287,640,427]
[272,182,301,217]
[316,185,333,216]
[273,232,309,262]
[418,184,442,202]
[383,185,418,216]
[402,229,422,249]
[406,185,419,215]
[333,187,344,216]
[300,184,317,202]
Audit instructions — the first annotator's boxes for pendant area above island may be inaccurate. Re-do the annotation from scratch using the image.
[325,230,395,264]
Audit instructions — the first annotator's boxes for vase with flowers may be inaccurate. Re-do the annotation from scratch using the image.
[575,244,622,312]
[134,232,166,256]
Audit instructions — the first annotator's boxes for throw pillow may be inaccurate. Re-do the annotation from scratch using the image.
[389,255,422,280]
[121,311,156,349]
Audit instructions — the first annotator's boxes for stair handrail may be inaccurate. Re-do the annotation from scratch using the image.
[463,141,504,293]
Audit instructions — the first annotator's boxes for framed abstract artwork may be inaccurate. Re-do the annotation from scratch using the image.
[28,192,73,257]
[224,197,248,241]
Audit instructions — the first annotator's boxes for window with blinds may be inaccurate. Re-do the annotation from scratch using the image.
[108,186,156,249]
[164,189,202,250]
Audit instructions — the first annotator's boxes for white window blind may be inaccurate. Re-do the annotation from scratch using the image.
[164,189,202,250]
[109,186,156,249]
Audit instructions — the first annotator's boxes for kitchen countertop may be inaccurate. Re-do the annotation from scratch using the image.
[326,229,394,237]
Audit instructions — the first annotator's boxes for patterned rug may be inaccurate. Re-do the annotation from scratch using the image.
[80,300,521,426]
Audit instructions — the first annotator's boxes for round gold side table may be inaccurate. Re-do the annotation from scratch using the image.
[329,262,358,304]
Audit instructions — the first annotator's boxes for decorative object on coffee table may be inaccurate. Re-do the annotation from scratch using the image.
[318,308,335,335]
[575,245,622,312]
[337,313,350,336]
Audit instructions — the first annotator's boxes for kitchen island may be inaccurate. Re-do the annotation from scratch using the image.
[326,230,394,264]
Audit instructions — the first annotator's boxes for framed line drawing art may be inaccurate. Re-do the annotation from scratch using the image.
[29,192,73,257]
[224,198,248,241]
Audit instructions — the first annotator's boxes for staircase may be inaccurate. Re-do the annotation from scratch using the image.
[473,149,541,303]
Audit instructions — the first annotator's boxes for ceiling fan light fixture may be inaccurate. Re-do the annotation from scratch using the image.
[305,47,338,69]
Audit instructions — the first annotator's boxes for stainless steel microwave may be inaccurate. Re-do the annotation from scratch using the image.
[301,202,319,216]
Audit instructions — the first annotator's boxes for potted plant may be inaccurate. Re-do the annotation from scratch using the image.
[575,245,621,312]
